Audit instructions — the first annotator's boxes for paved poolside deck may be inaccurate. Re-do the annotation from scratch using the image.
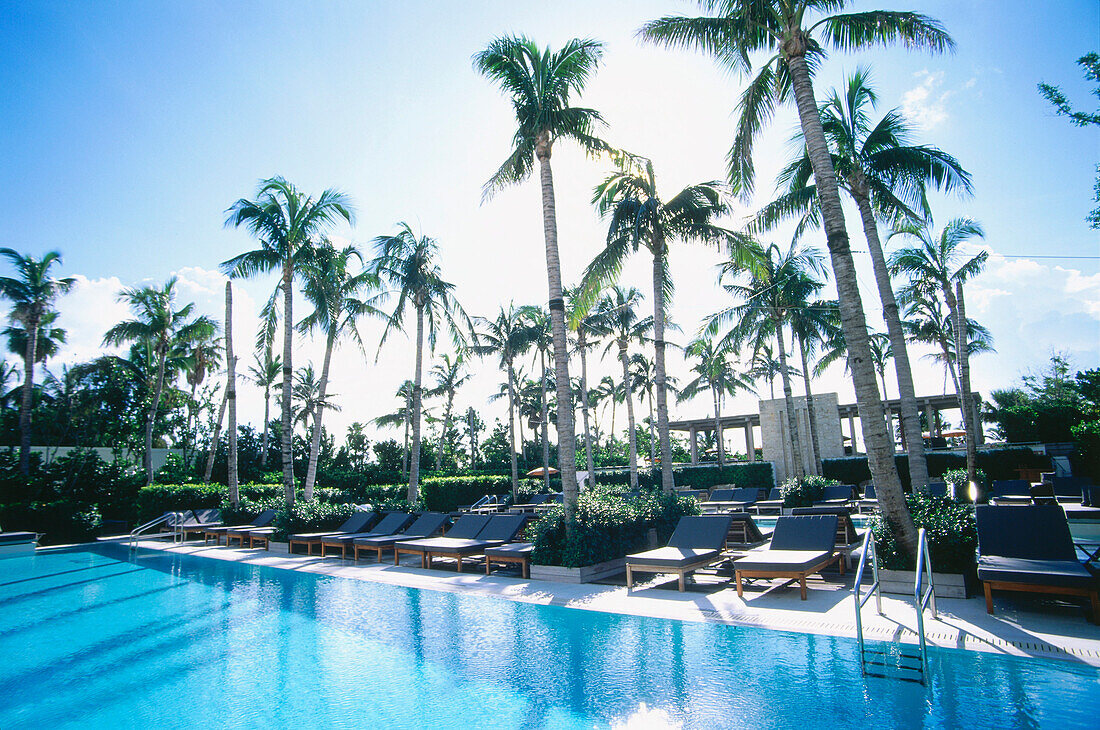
[126,537,1100,667]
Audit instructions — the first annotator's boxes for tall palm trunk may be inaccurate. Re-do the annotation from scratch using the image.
[535,134,579,518]
[646,385,656,466]
[144,345,168,485]
[304,332,334,499]
[402,408,410,478]
[436,390,454,473]
[280,267,295,504]
[852,184,930,492]
[784,47,916,554]
[539,349,551,492]
[408,303,425,502]
[260,383,271,468]
[948,283,979,487]
[619,343,639,490]
[506,358,519,494]
[797,335,822,476]
[711,386,725,466]
[17,312,39,475]
[203,388,227,484]
[775,324,804,479]
[226,282,239,504]
[578,331,596,488]
[652,246,675,491]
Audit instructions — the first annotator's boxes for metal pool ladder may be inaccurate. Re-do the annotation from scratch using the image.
[853,527,937,684]
[129,511,183,550]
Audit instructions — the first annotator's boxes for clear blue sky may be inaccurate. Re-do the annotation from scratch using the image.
[1,1,1097,440]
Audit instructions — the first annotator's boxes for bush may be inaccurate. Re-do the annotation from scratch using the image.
[870,493,977,575]
[137,483,227,522]
[822,448,1051,490]
[779,475,839,507]
[272,500,361,540]
[940,468,989,502]
[531,487,699,568]
[0,500,102,546]
[419,475,541,512]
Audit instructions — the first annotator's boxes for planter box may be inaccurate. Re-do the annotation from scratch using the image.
[878,568,967,599]
[530,557,626,584]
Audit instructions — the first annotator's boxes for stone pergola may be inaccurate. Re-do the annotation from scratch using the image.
[668,392,982,468]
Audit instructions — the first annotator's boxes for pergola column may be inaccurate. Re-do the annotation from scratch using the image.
[848,413,858,454]
[689,427,698,465]
[745,423,755,462]
[924,401,934,440]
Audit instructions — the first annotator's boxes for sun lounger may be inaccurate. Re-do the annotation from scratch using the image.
[733,515,841,600]
[753,488,785,514]
[393,513,491,567]
[790,506,865,567]
[0,528,38,556]
[1054,476,1096,504]
[990,479,1033,505]
[204,509,278,545]
[626,514,735,592]
[396,514,526,572]
[858,484,877,513]
[179,509,223,539]
[976,504,1099,623]
[509,493,550,513]
[352,512,449,562]
[287,511,377,555]
[814,485,854,507]
[725,513,771,550]
[484,542,534,577]
[928,481,948,497]
[701,487,760,512]
[318,512,416,559]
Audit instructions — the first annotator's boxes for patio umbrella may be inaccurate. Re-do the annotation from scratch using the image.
[525,466,559,477]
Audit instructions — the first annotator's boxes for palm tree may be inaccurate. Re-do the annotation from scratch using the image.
[706,243,822,480]
[641,0,954,555]
[247,346,281,468]
[593,375,620,444]
[788,294,839,476]
[891,218,989,483]
[753,68,972,491]
[677,335,750,467]
[583,158,751,492]
[476,35,611,517]
[589,286,652,489]
[373,381,416,478]
[629,353,678,467]
[566,287,599,485]
[0,249,75,474]
[372,222,471,502]
[223,176,354,504]
[428,353,471,472]
[102,278,216,484]
[291,363,341,435]
[747,339,785,400]
[298,241,383,498]
[521,306,555,491]
[901,292,993,394]
[179,326,222,464]
[475,305,536,495]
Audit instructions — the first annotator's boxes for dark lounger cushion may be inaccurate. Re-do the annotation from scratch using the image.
[768,515,838,552]
[978,556,1095,589]
[992,479,1031,497]
[708,489,736,502]
[397,537,486,552]
[444,514,492,540]
[475,514,526,542]
[976,505,1076,561]
[667,515,735,551]
[628,547,720,569]
[0,531,36,544]
[735,549,832,573]
[484,542,533,558]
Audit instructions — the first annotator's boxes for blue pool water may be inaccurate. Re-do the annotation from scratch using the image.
[1,545,1098,729]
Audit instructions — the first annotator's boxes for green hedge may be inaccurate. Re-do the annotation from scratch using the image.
[0,500,102,546]
[531,487,699,567]
[822,448,1051,490]
[272,500,363,540]
[595,463,774,491]
[779,475,840,507]
[871,493,978,575]
[419,476,541,512]
[137,484,228,522]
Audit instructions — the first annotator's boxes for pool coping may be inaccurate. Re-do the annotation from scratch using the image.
[75,538,1100,668]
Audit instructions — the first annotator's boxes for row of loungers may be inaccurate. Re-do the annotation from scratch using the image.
[989,478,1097,506]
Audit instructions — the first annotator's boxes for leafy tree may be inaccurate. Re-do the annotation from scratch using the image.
[0,248,75,474]
[223,176,354,505]
[427,353,470,472]
[641,0,953,555]
[247,346,281,468]
[677,335,750,466]
[1038,53,1100,228]
[476,35,611,517]
[102,277,216,484]
[343,421,371,470]
[371,222,470,501]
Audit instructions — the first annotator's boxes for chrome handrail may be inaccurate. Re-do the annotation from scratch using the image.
[853,529,883,667]
[128,512,183,550]
[914,527,938,677]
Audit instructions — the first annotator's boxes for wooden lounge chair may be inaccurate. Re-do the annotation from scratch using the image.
[352,512,449,562]
[484,542,534,578]
[509,493,550,513]
[701,488,760,513]
[725,513,771,551]
[790,506,865,568]
[180,509,222,539]
[625,514,735,592]
[1053,476,1096,504]
[990,479,1032,505]
[393,514,491,567]
[396,514,525,572]
[976,505,1099,623]
[753,488,784,515]
[287,511,376,555]
[857,484,877,514]
[733,515,841,600]
[318,512,415,559]
[204,510,277,546]
[813,485,855,507]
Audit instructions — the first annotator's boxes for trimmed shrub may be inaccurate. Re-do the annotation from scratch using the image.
[137,484,227,522]
[871,493,977,575]
[595,463,775,491]
[779,475,839,507]
[940,468,989,502]
[823,448,1051,490]
[419,475,541,512]
[531,487,699,568]
[272,500,361,540]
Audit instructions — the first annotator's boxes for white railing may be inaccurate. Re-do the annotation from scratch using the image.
[129,512,183,550]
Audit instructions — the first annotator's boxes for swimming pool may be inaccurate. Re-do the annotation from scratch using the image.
[2,544,1097,729]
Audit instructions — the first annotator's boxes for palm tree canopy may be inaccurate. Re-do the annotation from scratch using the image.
[3,309,66,363]
[474,36,610,200]
[677,335,752,403]
[297,241,384,351]
[371,222,472,356]
[888,217,987,294]
[248,347,282,390]
[0,248,76,324]
[587,286,653,358]
[473,303,538,369]
[638,1,954,196]
[103,277,218,356]
[428,353,472,399]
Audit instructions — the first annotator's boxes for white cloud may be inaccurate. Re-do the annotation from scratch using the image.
[901,70,954,130]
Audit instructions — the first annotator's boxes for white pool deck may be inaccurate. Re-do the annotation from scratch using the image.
[120,537,1100,668]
